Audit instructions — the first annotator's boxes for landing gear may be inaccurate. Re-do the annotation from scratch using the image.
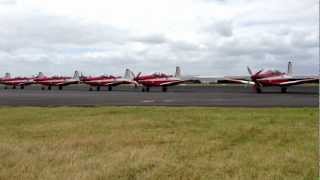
[162,86,167,92]
[41,86,45,90]
[48,86,52,90]
[96,86,101,91]
[89,87,93,91]
[281,87,287,93]
[58,86,63,90]
[254,86,262,93]
[108,86,112,91]
[4,86,8,90]
[142,86,150,92]
[12,86,16,89]
[20,85,24,89]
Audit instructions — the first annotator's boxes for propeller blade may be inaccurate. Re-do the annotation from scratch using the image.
[255,69,263,76]
[247,66,253,76]
[135,72,142,80]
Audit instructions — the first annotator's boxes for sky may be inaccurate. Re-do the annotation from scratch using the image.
[0,0,318,76]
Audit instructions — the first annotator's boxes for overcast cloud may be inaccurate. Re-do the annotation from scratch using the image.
[0,0,318,76]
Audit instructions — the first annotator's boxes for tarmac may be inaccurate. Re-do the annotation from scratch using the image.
[0,85,318,107]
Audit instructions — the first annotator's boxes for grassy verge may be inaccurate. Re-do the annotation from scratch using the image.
[0,107,318,180]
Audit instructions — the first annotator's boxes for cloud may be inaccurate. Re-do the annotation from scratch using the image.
[0,0,318,76]
[0,13,128,52]
[130,34,168,44]
[0,0,16,5]
[205,20,233,37]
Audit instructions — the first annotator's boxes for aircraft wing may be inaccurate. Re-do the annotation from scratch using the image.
[103,81,126,86]
[160,80,191,86]
[15,80,34,86]
[182,75,229,84]
[57,80,79,86]
[223,78,255,85]
[279,78,319,86]
[104,80,137,86]
[56,82,66,86]
[17,82,31,86]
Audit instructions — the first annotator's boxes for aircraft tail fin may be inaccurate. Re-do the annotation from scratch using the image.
[287,61,293,76]
[175,66,181,78]
[73,70,80,80]
[4,72,10,78]
[80,72,84,78]
[37,72,45,78]
[124,68,135,80]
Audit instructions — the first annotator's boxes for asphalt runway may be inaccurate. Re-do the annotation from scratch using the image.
[0,85,318,107]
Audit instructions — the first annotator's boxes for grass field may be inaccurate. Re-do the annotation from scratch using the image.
[0,107,318,180]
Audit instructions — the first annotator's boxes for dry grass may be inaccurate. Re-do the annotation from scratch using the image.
[0,107,318,180]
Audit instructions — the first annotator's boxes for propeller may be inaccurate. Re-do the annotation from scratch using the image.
[247,66,253,76]
[133,72,142,88]
[134,72,141,81]
[254,69,263,77]
[246,66,262,87]
[245,66,265,92]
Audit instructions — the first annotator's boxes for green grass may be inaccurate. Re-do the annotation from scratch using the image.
[0,107,318,180]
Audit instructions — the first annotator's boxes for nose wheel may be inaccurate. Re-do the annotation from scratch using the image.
[281,87,287,93]
[162,86,167,92]
[254,86,262,93]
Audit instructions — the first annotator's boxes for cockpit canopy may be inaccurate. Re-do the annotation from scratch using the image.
[255,69,285,77]
[264,70,283,75]
[152,73,171,77]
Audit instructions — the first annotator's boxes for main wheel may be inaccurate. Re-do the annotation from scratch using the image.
[146,86,150,92]
[162,86,167,92]
[108,86,112,91]
[12,86,16,89]
[48,86,52,90]
[96,86,101,91]
[58,86,63,90]
[281,87,287,93]
[20,85,24,89]
[255,86,262,93]
[89,87,93,91]
[4,86,8,90]
[41,87,45,90]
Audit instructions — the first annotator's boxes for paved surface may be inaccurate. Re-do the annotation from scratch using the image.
[0,85,318,107]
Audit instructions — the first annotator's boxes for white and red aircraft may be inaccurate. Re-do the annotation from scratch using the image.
[133,66,192,92]
[225,61,319,93]
[80,69,137,91]
[0,73,34,89]
[34,71,80,90]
